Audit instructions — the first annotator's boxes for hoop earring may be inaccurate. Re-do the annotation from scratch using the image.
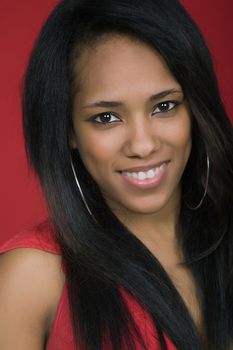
[70,158,98,223]
[184,153,210,210]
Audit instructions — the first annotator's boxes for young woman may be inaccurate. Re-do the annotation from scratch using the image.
[0,0,232,349]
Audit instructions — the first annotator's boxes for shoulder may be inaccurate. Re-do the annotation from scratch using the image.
[0,246,64,307]
[0,220,61,255]
[0,225,65,348]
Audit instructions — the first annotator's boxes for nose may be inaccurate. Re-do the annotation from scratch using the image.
[123,117,161,158]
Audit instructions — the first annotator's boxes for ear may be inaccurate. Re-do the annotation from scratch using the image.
[69,132,78,150]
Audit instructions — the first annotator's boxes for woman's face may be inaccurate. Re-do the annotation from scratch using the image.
[71,35,192,217]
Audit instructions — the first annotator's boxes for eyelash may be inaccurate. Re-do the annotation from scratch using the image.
[152,100,180,115]
[91,100,181,124]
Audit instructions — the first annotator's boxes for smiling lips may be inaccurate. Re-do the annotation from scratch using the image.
[119,161,170,189]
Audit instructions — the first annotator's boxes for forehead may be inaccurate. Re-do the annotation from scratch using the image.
[72,35,179,102]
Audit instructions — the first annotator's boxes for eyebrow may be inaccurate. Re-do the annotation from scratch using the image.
[82,88,183,109]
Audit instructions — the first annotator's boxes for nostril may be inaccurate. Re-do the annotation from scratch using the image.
[123,139,161,158]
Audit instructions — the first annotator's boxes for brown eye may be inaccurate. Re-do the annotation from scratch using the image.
[93,113,120,124]
[153,101,179,115]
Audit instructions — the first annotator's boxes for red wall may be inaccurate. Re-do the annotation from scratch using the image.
[0,1,232,244]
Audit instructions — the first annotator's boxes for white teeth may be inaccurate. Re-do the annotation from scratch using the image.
[138,172,146,180]
[122,163,167,180]
[147,169,154,178]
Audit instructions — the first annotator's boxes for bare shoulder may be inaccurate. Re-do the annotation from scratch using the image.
[0,248,65,349]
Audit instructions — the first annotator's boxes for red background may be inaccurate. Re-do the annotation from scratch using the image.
[0,0,232,244]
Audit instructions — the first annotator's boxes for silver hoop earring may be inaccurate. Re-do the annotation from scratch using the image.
[184,153,210,210]
[70,159,97,223]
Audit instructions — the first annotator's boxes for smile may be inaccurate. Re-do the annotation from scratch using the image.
[122,163,167,180]
[119,161,170,189]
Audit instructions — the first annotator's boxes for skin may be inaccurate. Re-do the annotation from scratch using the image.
[0,35,203,349]
[71,35,206,337]
[71,34,192,250]
[0,248,64,349]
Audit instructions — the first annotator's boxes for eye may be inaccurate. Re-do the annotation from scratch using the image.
[152,101,180,115]
[93,112,120,124]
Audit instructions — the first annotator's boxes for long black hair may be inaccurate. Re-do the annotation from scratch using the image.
[23,0,233,349]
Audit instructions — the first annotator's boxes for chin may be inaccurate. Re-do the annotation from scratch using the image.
[122,201,168,216]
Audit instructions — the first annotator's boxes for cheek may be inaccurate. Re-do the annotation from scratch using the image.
[75,127,121,172]
[173,123,191,151]
[161,112,192,155]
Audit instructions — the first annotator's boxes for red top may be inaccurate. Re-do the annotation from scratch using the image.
[0,224,176,350]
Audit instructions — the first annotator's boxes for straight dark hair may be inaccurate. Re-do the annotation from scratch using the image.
[23,0,233,349]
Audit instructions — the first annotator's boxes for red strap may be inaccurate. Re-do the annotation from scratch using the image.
[0,221,61,255]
